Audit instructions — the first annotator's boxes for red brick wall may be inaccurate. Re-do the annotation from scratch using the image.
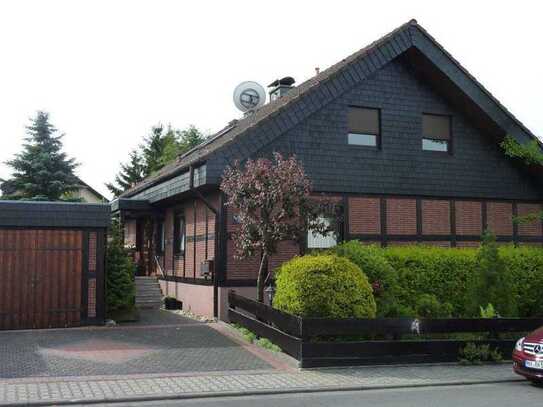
[349,197,380,234]
[346,196,541,247]
[87,232,97,318]
[487,202,513,236]
[517,203,542,236]
[386,198,417,235]
[269,241,300,273]
[88,278,96,318]
[158,192,218,279]
[226,239,260,280]
[164,208,174,274]
[421,200,450,235]
[455,201,482,235]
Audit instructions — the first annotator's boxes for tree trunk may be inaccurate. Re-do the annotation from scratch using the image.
[256,252,269,303]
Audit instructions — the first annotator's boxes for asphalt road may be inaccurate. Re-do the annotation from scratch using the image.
[101,381,542,407]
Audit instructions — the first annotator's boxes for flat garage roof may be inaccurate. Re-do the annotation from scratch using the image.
[0,200,110,228]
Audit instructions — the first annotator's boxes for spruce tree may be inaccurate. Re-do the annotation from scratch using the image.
[106,218,136,313]
[141,125,171,174]
[105,150,146,197]
[1,111,79,201]
[178,125,205,153]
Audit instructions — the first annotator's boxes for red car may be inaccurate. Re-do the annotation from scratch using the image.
[513,327,543,383]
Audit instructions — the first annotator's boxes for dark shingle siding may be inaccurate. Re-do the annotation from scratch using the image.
[214,57,541,201]
[0,201,110,228]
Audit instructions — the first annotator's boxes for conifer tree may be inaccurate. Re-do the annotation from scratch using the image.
[106,218,136,313]
[105,150,146,197]
[0,111,79,201]
[141,125,173,174]
[106,124,205,197]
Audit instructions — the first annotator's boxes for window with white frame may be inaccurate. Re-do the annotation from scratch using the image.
[307,217,337,249]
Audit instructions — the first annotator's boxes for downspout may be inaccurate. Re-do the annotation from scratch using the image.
[189,165,221,319]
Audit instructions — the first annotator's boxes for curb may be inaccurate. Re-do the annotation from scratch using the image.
[4,377,525,406]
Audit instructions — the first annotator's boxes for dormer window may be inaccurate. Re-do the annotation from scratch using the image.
[348,107,380,147]
[422,114,451,153]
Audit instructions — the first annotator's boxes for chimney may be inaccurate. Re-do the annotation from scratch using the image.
[268,76,295,102]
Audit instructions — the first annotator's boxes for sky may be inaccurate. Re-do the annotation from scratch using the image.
[0,1,542,200]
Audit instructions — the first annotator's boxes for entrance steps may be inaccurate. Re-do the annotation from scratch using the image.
[135,276,163,309]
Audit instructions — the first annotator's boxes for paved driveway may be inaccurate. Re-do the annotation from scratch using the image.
[0,310,272,379]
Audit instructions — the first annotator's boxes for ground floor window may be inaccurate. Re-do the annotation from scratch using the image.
[174,213,186,255]
[307,217,337,249]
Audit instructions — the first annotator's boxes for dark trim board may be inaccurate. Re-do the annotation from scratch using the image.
[350,234,543,243]
[220,279,258,287]
[158,275,214,286]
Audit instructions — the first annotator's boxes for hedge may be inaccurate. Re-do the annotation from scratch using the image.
[329,241,543,318]
[273,255,376,318]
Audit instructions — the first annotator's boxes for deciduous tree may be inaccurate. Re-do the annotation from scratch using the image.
[220,153,338,302]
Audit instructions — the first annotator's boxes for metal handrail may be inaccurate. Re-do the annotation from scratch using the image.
[154,255,165,278]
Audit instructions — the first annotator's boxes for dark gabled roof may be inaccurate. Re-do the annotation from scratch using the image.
[121,19,541,199]
[0,200,110,228]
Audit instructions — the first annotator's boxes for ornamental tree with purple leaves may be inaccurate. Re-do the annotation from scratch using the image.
[220,153,338,302]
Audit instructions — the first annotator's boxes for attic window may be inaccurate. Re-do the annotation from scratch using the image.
[348,107,380,147]
[422,114,451,152]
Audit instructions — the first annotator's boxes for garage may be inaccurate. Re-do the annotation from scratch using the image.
[0,201,109,330]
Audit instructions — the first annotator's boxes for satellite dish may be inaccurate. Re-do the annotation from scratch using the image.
[233,81,266,112]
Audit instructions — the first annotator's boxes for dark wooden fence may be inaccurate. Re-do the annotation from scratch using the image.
[228,291,543,368]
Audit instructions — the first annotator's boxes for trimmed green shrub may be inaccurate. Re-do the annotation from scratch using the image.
[273,255,376,318]
[330,242,401,317]
[502,245,543,317]
[321,240,543,318]
[415,294,453,318]
[384,245,477,317]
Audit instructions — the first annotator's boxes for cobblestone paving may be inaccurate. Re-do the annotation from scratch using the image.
[0,323,270,379]
[0,364,519,405]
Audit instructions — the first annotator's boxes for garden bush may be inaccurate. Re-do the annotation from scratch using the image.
[415,294,453,318]
[383,245,477,317]
[502,245,543,317]
[330,242,406,317]
[328,240,543,318]
[273,255,376,318]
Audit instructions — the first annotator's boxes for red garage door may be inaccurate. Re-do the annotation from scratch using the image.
[0,229,83,330]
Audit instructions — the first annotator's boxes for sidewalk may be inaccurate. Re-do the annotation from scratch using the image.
[0,364,520,405]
